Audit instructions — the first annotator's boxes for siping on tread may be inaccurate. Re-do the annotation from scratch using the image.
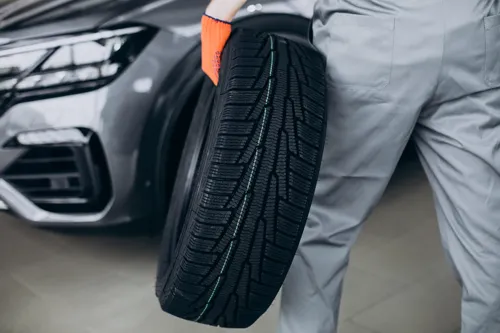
[156,28,327,328]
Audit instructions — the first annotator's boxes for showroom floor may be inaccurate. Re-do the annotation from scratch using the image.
[0,151,462,333]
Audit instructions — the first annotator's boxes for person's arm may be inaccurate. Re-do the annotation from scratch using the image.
[201,0,248,85]
[205,0,247,22]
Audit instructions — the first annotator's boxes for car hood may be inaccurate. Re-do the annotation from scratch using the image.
[0,0,310,42]
[0,0,165,40]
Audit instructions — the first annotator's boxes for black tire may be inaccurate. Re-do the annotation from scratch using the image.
[156,28,327,328]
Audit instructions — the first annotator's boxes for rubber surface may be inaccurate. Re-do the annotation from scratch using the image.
[156,28,327,328]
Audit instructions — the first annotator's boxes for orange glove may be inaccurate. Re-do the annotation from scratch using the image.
[201,14,232,86]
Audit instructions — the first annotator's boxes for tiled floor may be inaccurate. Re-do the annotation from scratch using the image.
[0,152,462,333]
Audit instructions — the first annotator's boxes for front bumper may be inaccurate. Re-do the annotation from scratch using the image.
[0,179,109,224]
[0,89,144,226]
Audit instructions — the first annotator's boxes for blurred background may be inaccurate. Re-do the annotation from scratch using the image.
[0,1,460,333]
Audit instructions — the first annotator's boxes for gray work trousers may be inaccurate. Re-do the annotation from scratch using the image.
[278,1,500,332]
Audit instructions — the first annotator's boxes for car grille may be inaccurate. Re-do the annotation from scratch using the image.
[1,134,111,213]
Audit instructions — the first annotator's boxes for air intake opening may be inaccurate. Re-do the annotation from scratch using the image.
[1,133,112,213]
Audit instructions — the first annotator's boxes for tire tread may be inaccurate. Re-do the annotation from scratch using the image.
[157,29,326,329]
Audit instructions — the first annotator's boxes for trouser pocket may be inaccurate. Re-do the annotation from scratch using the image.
[484,13,500,87]
[322,13,396,90]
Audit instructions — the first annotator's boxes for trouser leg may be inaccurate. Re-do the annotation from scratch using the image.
[415,88,500,333]
[412,9,500,331]
[277,100,418,333]
[277,12,443,333]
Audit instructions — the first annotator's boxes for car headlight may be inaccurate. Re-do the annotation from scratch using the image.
[0,25,156,106]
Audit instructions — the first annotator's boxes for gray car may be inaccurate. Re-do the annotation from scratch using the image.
[0,0,314,227]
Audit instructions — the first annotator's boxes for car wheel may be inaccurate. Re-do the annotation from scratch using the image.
[156,28,327,328]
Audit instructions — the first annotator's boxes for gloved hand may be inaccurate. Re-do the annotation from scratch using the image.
[201,15,231,86]
[201,0,247,86]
